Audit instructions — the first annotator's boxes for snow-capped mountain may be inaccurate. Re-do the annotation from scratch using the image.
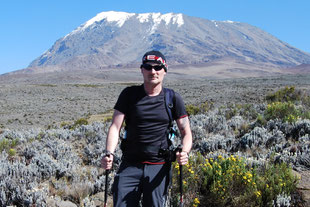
[29,11,310,70]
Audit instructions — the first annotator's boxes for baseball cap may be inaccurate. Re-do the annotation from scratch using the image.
[142,50,168,72]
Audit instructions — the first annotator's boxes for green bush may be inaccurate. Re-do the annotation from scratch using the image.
[303,96,310,108]
[8,148,16,156]
[60,121,70,128]
[266,86,301,103]
[224,104,238,120]
[304,111,310,120]
[217,103,258,121]
[264,102,300,123]
[186,104,200,116]
[0,138,19,155]
[0,138,10,152]
[263,86,310,123]
[103,115,113,122]
[72,118,89,129]
[75,118,88,126]
[238,104,259,121]
[171,153,298,207]
[186,101,213,116]
[256,114,267,126]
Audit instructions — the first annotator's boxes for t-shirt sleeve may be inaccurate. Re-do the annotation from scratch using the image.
[114,87,130,115]
[173,91,188,120]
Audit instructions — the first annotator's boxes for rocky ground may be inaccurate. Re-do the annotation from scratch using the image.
[1,73,309,130]
[294,170,310,206]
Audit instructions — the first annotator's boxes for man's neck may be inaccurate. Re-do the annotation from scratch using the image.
[143,83,162,96]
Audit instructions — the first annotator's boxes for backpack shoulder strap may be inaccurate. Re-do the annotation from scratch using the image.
[163,88,175,126]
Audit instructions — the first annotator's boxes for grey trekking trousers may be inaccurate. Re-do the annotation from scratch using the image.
[112,160,171,207]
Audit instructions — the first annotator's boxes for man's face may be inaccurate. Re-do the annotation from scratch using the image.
[141,62,166,86]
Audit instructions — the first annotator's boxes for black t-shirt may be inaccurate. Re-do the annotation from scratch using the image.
[114,84,187,162]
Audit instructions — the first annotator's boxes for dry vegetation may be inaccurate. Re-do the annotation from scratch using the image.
[1,74,309,130]
[1,73,310,206]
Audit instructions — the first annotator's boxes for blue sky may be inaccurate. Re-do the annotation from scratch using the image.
[1,0,309,75]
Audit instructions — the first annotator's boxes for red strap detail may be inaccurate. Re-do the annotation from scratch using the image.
[145,55,165,64]
[179,115,188,119]
[142,161,166,165]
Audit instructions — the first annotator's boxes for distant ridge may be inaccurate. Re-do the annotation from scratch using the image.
[284,63,310,74]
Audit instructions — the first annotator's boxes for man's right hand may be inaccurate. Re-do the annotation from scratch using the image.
[101,154,114,170]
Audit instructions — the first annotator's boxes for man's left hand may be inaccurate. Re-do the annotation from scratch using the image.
[176,151,189,165]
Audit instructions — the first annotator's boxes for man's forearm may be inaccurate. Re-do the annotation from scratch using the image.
[177,116,193,153]
[106,124,120,154]
[182,133,192,154]
[105,110,125,154]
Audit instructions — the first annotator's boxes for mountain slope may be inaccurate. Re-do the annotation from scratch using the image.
[29,11,310,71]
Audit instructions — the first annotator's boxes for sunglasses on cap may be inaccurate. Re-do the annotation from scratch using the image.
[140,64,164,71]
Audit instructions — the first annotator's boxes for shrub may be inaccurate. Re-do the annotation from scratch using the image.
[170,153,298,207]
[0,138,19,154]
[103,115,113,122]
[186,101,213,116]
[266,86,301,103]
[8,148,16,156]
[224,104,238,120]
[234,123,250,138]
[256,114,267,126]
[264,86,310,123]
[200,101,213,113]
[70,118,89,129]
[304,111,310,120]
[303,96,310,108]
[60,121,71,128]
[74,118,88,126]
[186,104,201,116]
[0,138,10,152]
[238,104,259,121]
[219,103,258,121]
[265,102,300,123]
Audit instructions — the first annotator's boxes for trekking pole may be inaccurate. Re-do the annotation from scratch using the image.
[104,169,110,207]
[104,152,111,207]
[177,145,184,207]
[179,164,183,207]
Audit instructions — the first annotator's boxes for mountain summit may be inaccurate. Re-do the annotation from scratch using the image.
[29,11,310,71]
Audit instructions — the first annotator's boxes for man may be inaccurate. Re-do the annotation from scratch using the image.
[101,50,192,207]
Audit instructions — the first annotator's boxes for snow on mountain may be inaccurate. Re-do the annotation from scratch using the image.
[137,12,184,26]
[82,11,135,29]
[64,11,135,38]
[65,11,184,39]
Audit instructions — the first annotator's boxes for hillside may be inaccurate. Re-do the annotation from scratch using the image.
[21,11,310,76]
